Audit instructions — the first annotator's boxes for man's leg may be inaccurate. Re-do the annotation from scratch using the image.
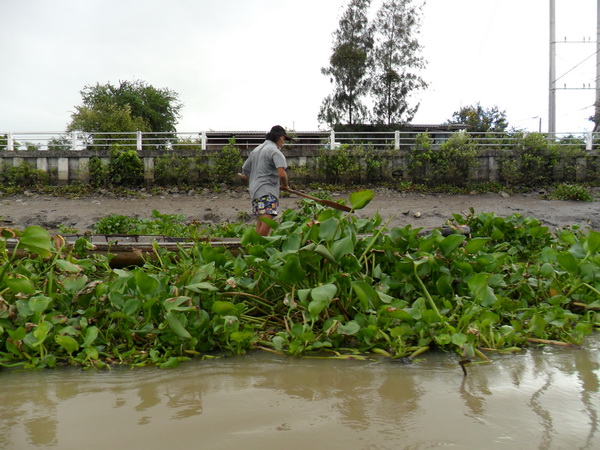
[256,214,273,236]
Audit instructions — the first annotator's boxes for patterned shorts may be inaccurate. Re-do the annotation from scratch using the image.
[252,195,278,216]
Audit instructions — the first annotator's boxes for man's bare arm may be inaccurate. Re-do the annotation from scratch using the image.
[278,167,289,190]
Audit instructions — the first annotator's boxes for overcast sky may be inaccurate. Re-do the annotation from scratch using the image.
[0,0,596,134]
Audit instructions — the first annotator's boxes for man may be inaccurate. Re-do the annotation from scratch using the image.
[239,125,291,236]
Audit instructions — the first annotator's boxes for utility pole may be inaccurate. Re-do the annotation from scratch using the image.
[549,0,599,134]
[549,0,556,134]
[595,0,600,131]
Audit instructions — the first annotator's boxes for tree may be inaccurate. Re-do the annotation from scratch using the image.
[67,80,183,133]
[319,0,374,127]
[448,103,509,134]
[371,0,427,125]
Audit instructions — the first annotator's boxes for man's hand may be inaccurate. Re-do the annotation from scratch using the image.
[237,172,249,182]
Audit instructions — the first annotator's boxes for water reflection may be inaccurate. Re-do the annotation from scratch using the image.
[0,336,599,449]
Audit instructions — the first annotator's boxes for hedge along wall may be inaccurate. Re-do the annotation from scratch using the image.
[0,147,599,186]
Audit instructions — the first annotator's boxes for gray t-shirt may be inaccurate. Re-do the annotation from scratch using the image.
[242,140,287,200]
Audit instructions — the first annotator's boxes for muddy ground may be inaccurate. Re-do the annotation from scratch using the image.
[1,187,599,234]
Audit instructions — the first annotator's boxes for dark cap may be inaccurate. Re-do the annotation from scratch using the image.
[269,125,293,141]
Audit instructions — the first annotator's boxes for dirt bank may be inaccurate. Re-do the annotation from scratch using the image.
[1,187,599,234]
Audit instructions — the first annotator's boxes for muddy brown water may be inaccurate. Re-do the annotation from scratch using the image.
[1,336,599,449]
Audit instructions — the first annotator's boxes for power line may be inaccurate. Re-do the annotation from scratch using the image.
[553,49,598,84]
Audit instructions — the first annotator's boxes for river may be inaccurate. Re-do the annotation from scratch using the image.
[1,336,599,449]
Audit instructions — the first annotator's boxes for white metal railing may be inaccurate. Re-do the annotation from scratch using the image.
[0,130,597,152]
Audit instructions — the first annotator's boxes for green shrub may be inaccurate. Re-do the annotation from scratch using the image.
[550,183,593,202]
[500,132,553,186]
[108,144,144,187]
[360,145,393,182]
[317,144,361,184]
[154,153,195,186]
[211,138,243,184]
[89,156,110,188]
[0,161,48,187]
[407,131,480,186]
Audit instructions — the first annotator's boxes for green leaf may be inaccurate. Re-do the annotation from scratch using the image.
[82,326,99,347]
[134,269,159,295]
[84,347,99,360]
[185,282,218,292]
[56,259,83,273]
[527,312,547,338]
[451,332,468,346]
[62,275,89,294]
[331,235,354,261]
[464,237,490,254]
[585,230,600,254]
[439,234,465,257]
[29,295,53,314]
[55,335,80,354]
[282,231,301,252]
[211,301,238,317]
[32,321,51,347]
[6,277,36,295]
[310,284,337,303]
[240,227,263,246]
[159,357,182,369]
[163,296,194,312]
[337,321,360,336]
[19,226,52,258]
[468,273,497,307]
[271,336,285,351]
[308,298,328,318]
[279,254,306,285]
[557,252,579,274]
[122,298,141,316]
[165,312,192,339]
[297,288,311,305]
[351,280,380,310]
[349,190,374,210]
[319,217,340,241]
[313,244,336,263]
[8,327,26,341]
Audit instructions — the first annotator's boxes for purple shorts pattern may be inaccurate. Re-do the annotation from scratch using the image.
[252,195,278,216]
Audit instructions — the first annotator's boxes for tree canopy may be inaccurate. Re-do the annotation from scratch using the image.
[448,103,509,134]
[319,0,374,126]
[371,0,427,125]
[319,0,426,128]
[67,80,183,133]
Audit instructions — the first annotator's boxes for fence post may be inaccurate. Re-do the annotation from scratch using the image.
[330,130,335,149]
[395,130,400,150]
[71,131,78,151]
[7,132,13,151]
[586,131,593,151]
[137,131,143,151]
[201,131,207,150]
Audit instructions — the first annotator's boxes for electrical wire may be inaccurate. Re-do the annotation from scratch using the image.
[553,50,599,84]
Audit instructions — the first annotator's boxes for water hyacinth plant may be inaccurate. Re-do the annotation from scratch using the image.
[0,189,599,370]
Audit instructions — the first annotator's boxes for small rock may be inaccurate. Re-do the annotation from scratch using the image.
[413,212,421,218]
[500,191,510,198]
